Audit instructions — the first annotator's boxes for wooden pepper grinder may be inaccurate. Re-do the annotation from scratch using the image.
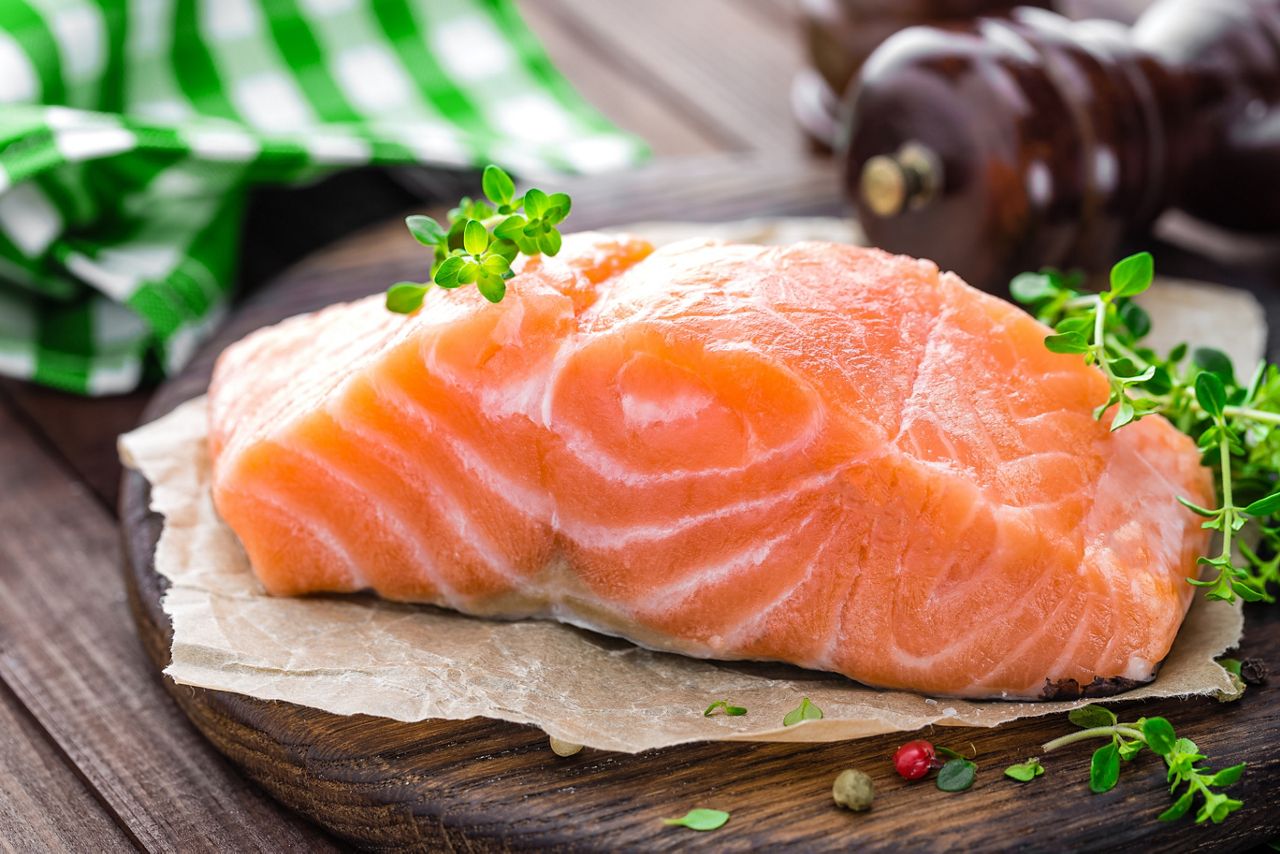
[841,0,1280,292]
[795,0,1049,149]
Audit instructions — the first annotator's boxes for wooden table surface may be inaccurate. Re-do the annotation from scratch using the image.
[2,1,1278,851]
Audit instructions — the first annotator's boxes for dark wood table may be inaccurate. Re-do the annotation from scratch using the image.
[2,1,1279,851]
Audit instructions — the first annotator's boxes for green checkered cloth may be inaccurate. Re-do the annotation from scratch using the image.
[0,0,644,395]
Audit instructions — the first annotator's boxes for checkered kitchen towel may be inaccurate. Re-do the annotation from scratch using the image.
[0,0,644,395]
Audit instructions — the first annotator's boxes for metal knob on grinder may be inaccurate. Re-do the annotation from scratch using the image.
[840,0,1280,293]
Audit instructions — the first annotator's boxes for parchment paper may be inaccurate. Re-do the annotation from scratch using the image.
[118,219,1258,754]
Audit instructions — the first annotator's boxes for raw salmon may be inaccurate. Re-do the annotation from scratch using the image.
[208,234,1212,699]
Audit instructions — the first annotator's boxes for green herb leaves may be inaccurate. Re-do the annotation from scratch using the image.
[1109,250,1154,298]
[481,163,515,208]
[703,700,747,717]
[386,282,429,314]
[936,758,977,792]
[662,808,730,831]
[1160,738,1245,824]
[1004,758,1044,782]
[1089,742,1121,793]
[1042,708,1246,823]
[782,697,823,726]
[1068,704,1117,729]
[1195,371,1226,419]
[385,164,570,311]
[406,214,445,246]
[1012,252,1280,605]
[1142,717,1177,756]
[1010,271,1060,304]
[1027,252,1159,430]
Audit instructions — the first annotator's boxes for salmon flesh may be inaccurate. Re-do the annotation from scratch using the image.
[208,235,1211,699]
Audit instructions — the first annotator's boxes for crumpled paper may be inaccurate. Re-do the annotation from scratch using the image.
[118,219,1258,754]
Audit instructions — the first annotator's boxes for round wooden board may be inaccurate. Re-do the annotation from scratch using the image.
[120,160,1280,851]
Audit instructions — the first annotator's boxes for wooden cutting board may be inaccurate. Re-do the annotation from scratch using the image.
[119,158,1280,851]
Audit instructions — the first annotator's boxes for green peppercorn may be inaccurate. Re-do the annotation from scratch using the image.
[549,736,583,757]
[1217,672,1246,702]
[832,769,875,811]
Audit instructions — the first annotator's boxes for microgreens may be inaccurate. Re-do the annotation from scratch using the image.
[386,164,571,311]
[782,697,823,726]
[662,808,730,831]
[1004,758,1044,782]
[703,700,747,717]
[1042,705,1245,823]
[1013,253,1280,604]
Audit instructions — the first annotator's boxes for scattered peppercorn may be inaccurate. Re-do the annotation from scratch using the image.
[893,739,937,781]
[549,736,583,757]
[832,769,875,812]
[1241,657,1269,686]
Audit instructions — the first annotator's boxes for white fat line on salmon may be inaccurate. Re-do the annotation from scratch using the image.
[557,469,843,550]
[816,503,887,668]
[366,374,555,518]
[984,494,1078,514]
[637,511,822,617]
[548,403,827,487]
[1033,595,1100,694]
[995,448,1089,472]
[329,397,528,591]
[888,478,984,592]
[275,435,468,604]
[716,518,843,652]
[1030,448,1153,688]
[895,414,967,474]
[880,508,1056,675]
[1077,549,1148,677]
[539,339,828,486]
[963,582,1083,695]
[380,339,848,550]
[1118,426,1203,535]
[537,321,581,431]
[420,314,566,425]
[224,484,371,592]
[888,297,949,445]
[216,307,389,462]
[479,371,556,423]
[427,336,555,423]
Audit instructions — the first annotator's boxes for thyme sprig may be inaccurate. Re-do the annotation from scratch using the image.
[1042,705,1245,824]
[386,164,570,311]
[1013,253,1280,604]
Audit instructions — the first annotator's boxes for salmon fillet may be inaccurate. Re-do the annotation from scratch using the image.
[208,234,1212,699]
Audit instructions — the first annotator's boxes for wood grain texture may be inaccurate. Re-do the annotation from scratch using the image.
[538,0,806,153]
[515,0,726,155]
[118,158,1280,851]
[0,403,341,852]
[0,683,135,853]
[0,383,149,511]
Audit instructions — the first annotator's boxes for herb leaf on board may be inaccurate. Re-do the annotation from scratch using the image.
[1043,713,1245,822]
[662,809,730,831]
[1089,742,1121,793]
[936,758,977,792]
[1069,704,1117,729]
[703,700,747,717]
[1004,758,1044,782]
[782,697,823,726]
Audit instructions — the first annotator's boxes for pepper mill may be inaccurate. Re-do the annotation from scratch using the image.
[794,0,1049,149]
[841,0,1280,292]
